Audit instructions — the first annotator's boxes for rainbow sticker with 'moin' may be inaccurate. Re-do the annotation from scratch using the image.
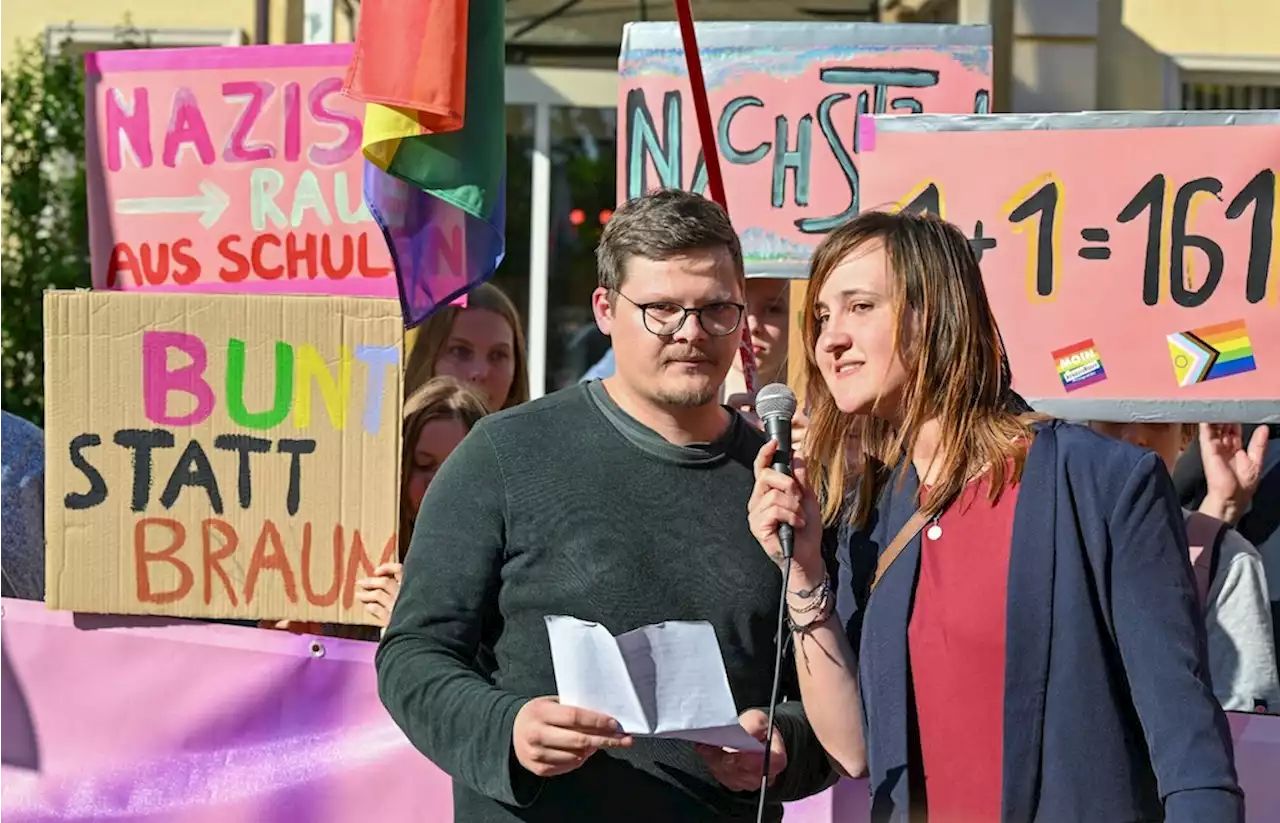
[1052,338,1106,392]
[1167,319,1257,387]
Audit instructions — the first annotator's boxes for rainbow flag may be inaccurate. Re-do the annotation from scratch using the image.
[1167,319,1258,386]
[345,0,506,327]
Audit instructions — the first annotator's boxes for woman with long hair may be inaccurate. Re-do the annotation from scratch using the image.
[747,210,1242,822]
[404,282,530,411]
[355,377,490,626]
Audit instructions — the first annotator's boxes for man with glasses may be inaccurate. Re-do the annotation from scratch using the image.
[378,188,833,822]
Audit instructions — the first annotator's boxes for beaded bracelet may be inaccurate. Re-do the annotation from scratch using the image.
[790,576,829,600]
[785,574,833,633]
[791,591,828,613]
[785,599,833,635]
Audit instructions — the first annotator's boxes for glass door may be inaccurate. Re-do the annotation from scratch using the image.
[495,66,618,398]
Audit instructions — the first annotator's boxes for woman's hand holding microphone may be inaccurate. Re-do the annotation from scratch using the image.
[747,440,830,626]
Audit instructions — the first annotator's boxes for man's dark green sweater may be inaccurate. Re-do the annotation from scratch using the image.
[376,382,833,822]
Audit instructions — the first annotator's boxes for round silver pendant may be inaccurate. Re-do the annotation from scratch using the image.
[926,524,943,541]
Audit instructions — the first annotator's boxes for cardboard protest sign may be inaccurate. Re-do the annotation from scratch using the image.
[85,44,395,297]
[858,111,1280,423]
[618,22,992,276]
[43,290,403,623]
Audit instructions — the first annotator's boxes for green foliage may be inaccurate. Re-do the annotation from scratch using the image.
[2,39,91,426]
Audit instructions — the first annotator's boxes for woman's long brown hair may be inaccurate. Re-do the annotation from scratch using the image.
[403,282,531,408]
[802,210,1039,528]
[399,377,490,558]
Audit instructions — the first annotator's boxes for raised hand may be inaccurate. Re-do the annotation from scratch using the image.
[1199,423,1269,524]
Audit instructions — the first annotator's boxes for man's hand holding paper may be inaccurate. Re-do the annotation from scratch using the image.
[544,616,766,754]
[695,708,789,792]
[511,697,634,778]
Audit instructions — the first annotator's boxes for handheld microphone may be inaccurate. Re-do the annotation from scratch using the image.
[751,383,799,823]
[755,384,799,559]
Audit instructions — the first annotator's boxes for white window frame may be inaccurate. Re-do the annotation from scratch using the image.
[504,67,617,398]
[1164,52,1280,108]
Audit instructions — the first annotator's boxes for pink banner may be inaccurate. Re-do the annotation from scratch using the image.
[1,599,446,821]
[5,600,1273,820]
[0,599,868,821]
[85,44,395,297]
[1232,711,1280,820]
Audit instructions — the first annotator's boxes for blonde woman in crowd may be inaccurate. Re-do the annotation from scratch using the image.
[404,282,530,411]
[723,276,791,408]
[721,275,824,456]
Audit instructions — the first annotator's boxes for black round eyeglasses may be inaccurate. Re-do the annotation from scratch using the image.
[613,291,746,337]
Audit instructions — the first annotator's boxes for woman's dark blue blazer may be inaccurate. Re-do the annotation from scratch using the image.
[835,420,1244,822]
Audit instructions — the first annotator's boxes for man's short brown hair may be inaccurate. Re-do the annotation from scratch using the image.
[596,189,744,292]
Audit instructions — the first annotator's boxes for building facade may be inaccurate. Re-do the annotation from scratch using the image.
[886,0,1280,112]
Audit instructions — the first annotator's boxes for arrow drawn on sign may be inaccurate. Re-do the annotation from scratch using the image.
[114,181,231,229]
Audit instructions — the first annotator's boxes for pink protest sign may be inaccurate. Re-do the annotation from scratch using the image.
[858,111,1280,423]
[618,22,991,275]
[85,44,395,296]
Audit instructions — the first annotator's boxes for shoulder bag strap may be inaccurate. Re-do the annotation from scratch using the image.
[868,509,930,597]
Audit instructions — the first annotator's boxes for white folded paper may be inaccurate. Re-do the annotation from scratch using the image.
[544,615,764,753]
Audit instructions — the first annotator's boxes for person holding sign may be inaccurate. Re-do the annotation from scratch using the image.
[354,377,492,627]
[1088,420,1277,714]
[377,189,833,822]
[721,276,814,451]
[1176,423,1280,675]
[266,377,491,638]
[746,210,1243,822]
[723,276,791,405]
